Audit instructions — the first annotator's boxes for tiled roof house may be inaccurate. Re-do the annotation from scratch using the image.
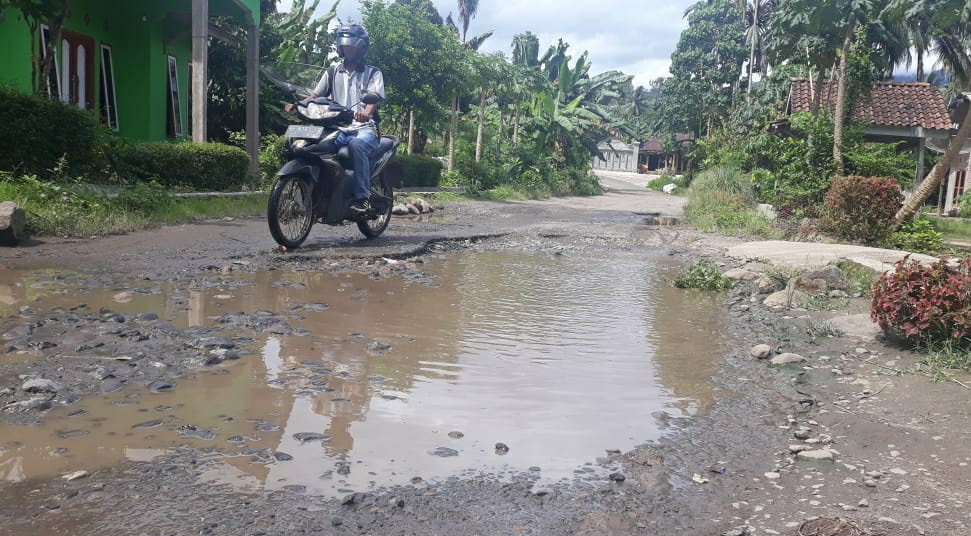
[786,78,971,213]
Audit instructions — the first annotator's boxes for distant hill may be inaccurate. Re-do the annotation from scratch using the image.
[891,69,950,86]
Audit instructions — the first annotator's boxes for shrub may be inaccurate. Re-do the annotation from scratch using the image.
[112,142,249,191]
[820,176,902,244]
[886,218,944,253]
[958,192,971,218]
[0,86,101,176]
[674,260,733,290]
[391,154,442,188]
[258,134,287,188]
[110,180,174,213]
[684,166,778,237]
[872,257,971,347]
[648,172,689,193]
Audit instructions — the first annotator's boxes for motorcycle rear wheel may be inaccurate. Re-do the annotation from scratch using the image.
[268,175,315,248]
[357,174,393,239]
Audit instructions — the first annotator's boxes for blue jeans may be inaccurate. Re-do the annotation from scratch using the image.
[336,129,379,201]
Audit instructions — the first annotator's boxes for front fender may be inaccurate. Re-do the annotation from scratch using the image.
[277,160,320,183]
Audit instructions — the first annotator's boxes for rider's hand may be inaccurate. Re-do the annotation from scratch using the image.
[354,111,371,123]
[285,103,297,114]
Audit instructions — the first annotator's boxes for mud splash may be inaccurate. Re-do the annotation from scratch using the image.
[0,251,729,496]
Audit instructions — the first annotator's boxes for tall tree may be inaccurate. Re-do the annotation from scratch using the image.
[739,0,777,93]
[363,0,470,153]
[659,0,746,137]
[456,0,479,42]
[887,0,971,225]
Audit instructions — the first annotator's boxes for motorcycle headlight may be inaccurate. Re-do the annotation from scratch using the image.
[303,103,341,120]
[293,139,307,148]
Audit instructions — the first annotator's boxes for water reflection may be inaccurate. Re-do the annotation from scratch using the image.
[0,251,728,495]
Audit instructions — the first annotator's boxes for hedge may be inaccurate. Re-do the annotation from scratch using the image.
[0,86,101,176]
[388,154,443,188]
[112,142,250,191]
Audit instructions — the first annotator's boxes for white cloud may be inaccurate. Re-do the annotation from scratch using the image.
[277,0,696,87]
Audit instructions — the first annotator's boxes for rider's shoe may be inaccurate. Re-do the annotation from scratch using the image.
[348,198,370,216]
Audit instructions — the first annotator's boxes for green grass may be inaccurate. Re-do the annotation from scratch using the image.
[836,260,879,297]
[927,215,971,241]
[683,167,781,239]
[647,174,690,196]
[804,295,849,311]
[1,177,266,237]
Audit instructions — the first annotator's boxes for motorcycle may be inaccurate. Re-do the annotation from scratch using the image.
[267,92,399,248]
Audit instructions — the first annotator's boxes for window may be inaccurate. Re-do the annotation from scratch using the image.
[954,170,967,201]
[186,62,192,138]
[166,55,183,137]
[40,24,61,100]
[100,44,119,130]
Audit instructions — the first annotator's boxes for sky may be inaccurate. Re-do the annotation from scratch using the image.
[276,0,699,88]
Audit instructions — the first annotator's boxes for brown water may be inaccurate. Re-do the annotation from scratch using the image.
[0,251,729,496]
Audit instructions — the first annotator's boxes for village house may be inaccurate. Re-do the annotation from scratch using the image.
[786,77,969,213]
[0,0,261,175]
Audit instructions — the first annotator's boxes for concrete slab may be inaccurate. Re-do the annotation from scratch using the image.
[726,241,940,272]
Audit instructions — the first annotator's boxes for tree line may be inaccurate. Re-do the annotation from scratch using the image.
[653,0,971,226]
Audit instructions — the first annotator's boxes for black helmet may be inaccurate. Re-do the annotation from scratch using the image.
[336,23,369,58]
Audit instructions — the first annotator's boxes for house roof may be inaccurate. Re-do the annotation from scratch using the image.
[788,78,952,130]
[640,134,694,153]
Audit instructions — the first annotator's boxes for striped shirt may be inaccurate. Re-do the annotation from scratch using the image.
[313,63,385,130]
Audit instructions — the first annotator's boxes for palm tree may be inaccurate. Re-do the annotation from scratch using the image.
[740,0,777,93]
[888,0,971,225]
[457,0,479,43]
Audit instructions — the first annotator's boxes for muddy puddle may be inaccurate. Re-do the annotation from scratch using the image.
[0,251,729,496]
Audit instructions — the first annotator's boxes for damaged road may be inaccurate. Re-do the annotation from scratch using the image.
[1,171,969,535]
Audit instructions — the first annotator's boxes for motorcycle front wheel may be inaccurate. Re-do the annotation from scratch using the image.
[268,175,315,248]
[357,174,393,239]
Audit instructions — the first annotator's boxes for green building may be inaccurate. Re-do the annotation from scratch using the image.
[0,0,261,174]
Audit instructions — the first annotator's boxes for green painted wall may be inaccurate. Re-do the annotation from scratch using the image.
[0,0,257,142]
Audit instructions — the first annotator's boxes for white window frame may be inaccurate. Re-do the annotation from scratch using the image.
[40,24,62,100]
[167,55,184,137]
[100,44,119,130]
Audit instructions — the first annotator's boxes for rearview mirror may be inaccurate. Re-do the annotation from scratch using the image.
[361,93,381,105]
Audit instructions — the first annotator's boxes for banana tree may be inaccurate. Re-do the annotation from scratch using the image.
[274,0,339,67]
[526,54,633,167]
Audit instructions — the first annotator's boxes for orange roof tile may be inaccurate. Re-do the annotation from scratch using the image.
[788,77,952,130]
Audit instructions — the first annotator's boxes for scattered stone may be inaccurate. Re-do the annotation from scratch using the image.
[293,432,327,443]
[864,479,878,488]
[764,472,781,479]
[132,420,162,429]
[273,452,294,462]
[771,353,806,365]
[750,344,772,359]
[0,201,27,246]
[608,472,625,483]
[495,442,510,454]
[431,447,459,457]
[797,449,835,462]
[177,425,216,440]
[22,378,61,393]
[366,340,392,354]
[794,428,812,440]
[62,470,89,481]
[112,292,133,303]
[148,380,175,393]
[858,499,869,508]
[763,289,810,308]
[799,518,864,536]
[788,445,809,454]
[447,431,464,439]
[720,525,754,536]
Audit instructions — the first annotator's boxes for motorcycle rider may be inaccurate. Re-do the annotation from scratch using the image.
[286,23,385,216]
